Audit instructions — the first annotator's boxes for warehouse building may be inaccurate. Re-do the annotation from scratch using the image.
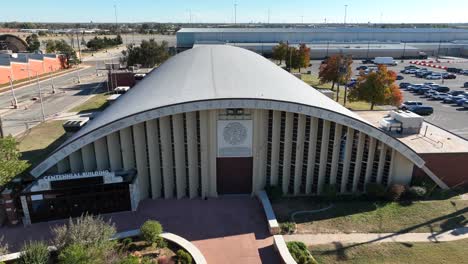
[177,28,468,58]
[17,45,448,224]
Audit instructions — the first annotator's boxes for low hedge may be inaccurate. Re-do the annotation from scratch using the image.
[286,241,318,264]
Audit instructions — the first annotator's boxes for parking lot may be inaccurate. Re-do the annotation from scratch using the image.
[309,58,468,140]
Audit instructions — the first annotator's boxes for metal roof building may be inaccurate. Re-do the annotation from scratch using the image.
[21,45,444,224]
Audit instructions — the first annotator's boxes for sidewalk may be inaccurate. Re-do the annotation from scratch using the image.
[284,227,468,245]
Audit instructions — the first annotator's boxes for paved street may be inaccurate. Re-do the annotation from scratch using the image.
[309,58,468,140]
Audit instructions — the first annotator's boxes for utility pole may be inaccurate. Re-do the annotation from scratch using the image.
[114,4,118,31]
[76,32,82,62]
[402,42,407,61]
[35,72,46,122]
[234,1,237,25]
[366,41,370,60]
[49,66,56,94]
[267,9,270,24]
[344,5,348,26]
[8,76,18,108]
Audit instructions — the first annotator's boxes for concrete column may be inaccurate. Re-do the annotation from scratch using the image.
[81,144,96,171]
[208,110,218,197]
[107,132,122,171]
[199,111,210,198]
[352,133,366,192]
[172,114,187,199]
[120,127,135,170]
[185,112,199,198]
[146,120,162,198]
[317,120,330,195]
[20,196,31,226]
[340,128,354,193]
[270,111,281,186]
[94,137,109,170]
[330,124,342,185]
[305,117,318,194]
[390,151,413,186]
[159,116,174,199]
[57,158,70,173]
[69,150,83,173]
[293,114,306,195]
[257,109,269,191]
[364,137,377,186]
[133,123,150,200]
[252,109,267,194]
[281,112,294,194]
[376,143,387,184]
[387,149,396,186]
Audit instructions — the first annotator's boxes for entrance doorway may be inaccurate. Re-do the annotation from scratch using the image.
[216,157,253,194]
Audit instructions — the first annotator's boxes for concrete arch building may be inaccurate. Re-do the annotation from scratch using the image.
[20,45,444,224]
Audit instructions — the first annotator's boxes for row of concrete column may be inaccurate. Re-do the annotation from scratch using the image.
[265,110,398,195]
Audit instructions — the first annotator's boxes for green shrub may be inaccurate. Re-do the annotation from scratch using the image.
[0,236,8,255]
[366,183,387,199]
[286,241,318,264]
[386,184,407,202]
[409,186,427,198]
[117,255,139,264]
[321,184,337,201]
[58,243,93,264]
[265,185,283,201]
[176,249,193,264]
[280,222,296,234]
[120,237,133,251]
[19,241,49,264]
[141,256,157,264]
[52,214,116,250]
[140,220,164,248]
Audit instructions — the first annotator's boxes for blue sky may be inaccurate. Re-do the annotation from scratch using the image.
[2,0,468,24]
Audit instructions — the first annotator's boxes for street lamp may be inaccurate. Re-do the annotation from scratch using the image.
[21,68,46,122]
[8,76,18,109]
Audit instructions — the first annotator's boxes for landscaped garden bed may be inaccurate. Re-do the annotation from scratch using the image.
[0,215,193,264]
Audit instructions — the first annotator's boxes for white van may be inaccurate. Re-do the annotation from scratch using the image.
[373,57,397,66]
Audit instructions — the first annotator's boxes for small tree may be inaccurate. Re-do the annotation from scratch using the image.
[140,220,164,248]
[298,43,311,71]
[58,243,93,264]
[0,136,29,189]
[348,65,403,110]
[176,249,193,264]
[272,42,288,65]
[26,34,40,52]
[43,39,79,68]
[19,241,49,264]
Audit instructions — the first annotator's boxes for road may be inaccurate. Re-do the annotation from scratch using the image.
[309,59,468,140]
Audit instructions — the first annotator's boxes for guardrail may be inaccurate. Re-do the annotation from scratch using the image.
[273,235,297,264]
[0,230,207,264]
[256,190,280,235]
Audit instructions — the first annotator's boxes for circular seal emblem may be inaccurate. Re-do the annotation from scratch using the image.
[223,122,247,146]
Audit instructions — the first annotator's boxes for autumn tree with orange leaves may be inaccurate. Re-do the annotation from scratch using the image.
[348,65,403,110]
[318,54,353,91]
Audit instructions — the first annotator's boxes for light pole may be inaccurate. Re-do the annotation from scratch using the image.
[8,76,18,108]
[49,66,56,94]
[234,1,238,24]
[344,5,348,26]
[21,68,46,122]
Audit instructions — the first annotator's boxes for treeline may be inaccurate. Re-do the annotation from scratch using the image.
[272,42,310,71]
[86,35,123,51]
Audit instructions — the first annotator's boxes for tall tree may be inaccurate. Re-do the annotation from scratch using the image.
[348,65,403,110]
[43,39,79,68]
[272,42,288,65]
[25,34,40,52]
[298,43,311,71]
[285,46,301,71]
[121,39,170,68]
[0,136,29,188]
[318,54,352,92]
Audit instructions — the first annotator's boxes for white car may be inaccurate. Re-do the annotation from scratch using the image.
[425,74,442,80]
[433,93,449,100]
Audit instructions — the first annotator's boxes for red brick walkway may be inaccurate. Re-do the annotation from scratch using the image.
[1,197,280,263]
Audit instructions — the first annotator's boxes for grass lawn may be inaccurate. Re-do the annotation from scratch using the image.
[310,239,468,264]
[70,92,110,113]
[301,74,382,111]
[18,120,68,166]
[273,198,468,234]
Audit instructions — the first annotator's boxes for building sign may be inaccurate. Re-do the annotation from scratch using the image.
[217,120,253,157]
[31,170,123,192]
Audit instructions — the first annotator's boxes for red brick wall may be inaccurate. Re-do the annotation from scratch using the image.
[413,153,468,188]
[0,67,11,84]
[0,56,65,84]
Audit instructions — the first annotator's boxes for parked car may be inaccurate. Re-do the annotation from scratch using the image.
[399,82,411,89]
[404,69,418,74]
[416,71,432,78]
[456,97,468,106]
[405,65,419,70]
[464,82,468,88]
[448,91,465,96]
[426,73,442,80]
[396,75,404,80]
[408,105,434,115]
[444,94,467,104]
[433,92,449,100]
[424,90,437,98]
[447,67,463,73]
[417,87,431,95]
[460,70,468,75]
[434,86,450,93]
[443,73,457,79]
[399,101,423,110]
[407,84,424,92]
[356,66,368,70]
[362,59,373,64]
[463,100,468,109]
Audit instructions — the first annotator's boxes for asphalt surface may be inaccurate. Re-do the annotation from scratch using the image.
[309,59,468,140]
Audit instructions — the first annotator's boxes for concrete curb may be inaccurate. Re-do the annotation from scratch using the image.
[257,190,280,235]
